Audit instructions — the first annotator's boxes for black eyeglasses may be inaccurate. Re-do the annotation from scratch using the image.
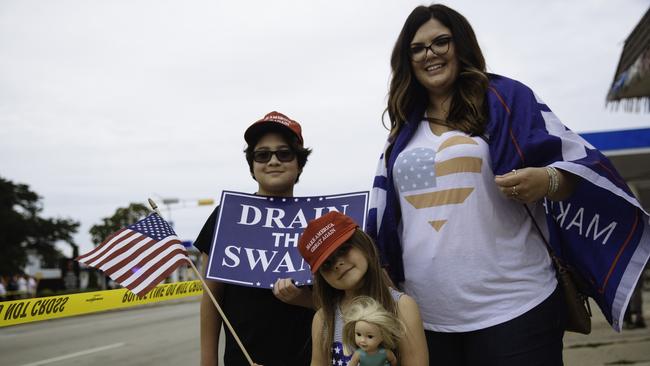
[252,149,296,163]
[409,36,453,62]
[319,243,353,272]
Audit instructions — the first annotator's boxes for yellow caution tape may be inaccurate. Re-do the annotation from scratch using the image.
[0,280,203,327]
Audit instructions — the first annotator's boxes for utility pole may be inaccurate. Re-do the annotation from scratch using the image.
[158,197,215,282]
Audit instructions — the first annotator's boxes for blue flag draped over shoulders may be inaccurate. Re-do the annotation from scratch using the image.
[368,74,650,331]
[485,75,650,331]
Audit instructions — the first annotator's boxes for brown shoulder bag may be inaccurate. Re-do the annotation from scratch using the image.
[525,204,592,334]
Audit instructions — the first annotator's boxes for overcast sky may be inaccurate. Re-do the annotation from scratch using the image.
[1,0,649,257]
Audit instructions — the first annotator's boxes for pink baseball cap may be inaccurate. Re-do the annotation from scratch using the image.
[244,111,304,146]
[298,211,359,273]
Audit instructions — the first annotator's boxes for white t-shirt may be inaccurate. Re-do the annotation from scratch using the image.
[394,120,556,332]
[17,277,27,293]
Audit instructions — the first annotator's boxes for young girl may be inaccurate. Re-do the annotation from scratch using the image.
[343,296,403,366]
[298,211,428,366]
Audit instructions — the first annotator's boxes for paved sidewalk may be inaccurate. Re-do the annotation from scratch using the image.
[564,289,650,366]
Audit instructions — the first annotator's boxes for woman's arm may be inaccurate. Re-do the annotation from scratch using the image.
[494,167,577,203]
[311,309,329,366]
[396,294,429,366]
[200,253,225,366]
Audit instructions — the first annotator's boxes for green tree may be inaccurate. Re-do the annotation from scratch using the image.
[0,177,79,275]
[89,203,151,245]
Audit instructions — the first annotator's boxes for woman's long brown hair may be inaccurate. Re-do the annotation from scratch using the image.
[385,4,490,139]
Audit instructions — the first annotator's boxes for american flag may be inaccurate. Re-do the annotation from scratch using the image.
[332,341,351,366]
[76,213,189,297]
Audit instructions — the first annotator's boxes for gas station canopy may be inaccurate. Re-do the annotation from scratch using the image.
[581,128,650,210]
[607,7,650,110]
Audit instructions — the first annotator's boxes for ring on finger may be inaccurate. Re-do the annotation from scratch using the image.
[511,185,518,197]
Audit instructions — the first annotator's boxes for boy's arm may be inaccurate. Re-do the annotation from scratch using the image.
[200,253,225,366]
[272,277,314,309]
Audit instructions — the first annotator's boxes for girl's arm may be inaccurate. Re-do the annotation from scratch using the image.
[386,349,398,366]
[397,294,429,366]
[311,309,329,366]
[348,351,360,366]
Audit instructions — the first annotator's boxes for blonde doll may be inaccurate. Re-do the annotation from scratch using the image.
[298,211,428,366]
[343,296,403,366]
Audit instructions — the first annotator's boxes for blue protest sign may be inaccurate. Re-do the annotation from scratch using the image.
[205,191,369,288]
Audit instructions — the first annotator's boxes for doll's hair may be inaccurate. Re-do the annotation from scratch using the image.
[312,229,396,360]
[342,296,404,355]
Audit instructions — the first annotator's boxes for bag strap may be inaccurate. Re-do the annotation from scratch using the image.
[524,203,592,314]
[523,204,566,271]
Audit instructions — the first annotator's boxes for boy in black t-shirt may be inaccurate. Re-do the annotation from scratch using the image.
[196,111,314,365]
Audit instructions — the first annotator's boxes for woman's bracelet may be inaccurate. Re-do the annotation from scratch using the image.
[546,166,559,197]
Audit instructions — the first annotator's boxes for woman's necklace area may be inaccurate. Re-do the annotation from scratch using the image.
[425,105,451,126]
[425,116,450,127]
[425,115,454,136]
[426,103,455,134]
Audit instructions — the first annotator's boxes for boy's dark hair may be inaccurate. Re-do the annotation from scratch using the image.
[244,126,312,182]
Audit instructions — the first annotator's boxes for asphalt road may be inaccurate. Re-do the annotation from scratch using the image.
[0,299,204,366]
[1,291,649,366]
[563,290,650,366]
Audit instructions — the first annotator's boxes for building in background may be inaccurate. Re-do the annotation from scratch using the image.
[596,6,650,329]
[607,6,650,111]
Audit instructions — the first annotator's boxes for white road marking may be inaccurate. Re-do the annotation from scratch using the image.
[18,342,126,366]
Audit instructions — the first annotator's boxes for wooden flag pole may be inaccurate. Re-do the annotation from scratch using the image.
[147,198,255,366]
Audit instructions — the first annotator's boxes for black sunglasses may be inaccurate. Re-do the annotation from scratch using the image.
[252,149,296,163]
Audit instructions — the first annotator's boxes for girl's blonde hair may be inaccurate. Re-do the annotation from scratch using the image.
[342,296,404,355]
[312,229,396,360]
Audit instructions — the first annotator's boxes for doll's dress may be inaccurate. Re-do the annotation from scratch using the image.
[357,347,388,366]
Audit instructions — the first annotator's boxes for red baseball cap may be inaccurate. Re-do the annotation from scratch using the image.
[244,111,304,146]
[298,211,359,273]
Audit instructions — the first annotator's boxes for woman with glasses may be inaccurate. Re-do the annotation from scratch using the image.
[366,4,648,365]
[194,111,314,365]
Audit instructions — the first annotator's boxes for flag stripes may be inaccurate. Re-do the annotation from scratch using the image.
[130,252,190,296]
[91,234,147,269]
[405,187,474,209]
[76,213,189,297]
[76,229,132,263]
[106,236,179,279]
[117,243,186,286]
